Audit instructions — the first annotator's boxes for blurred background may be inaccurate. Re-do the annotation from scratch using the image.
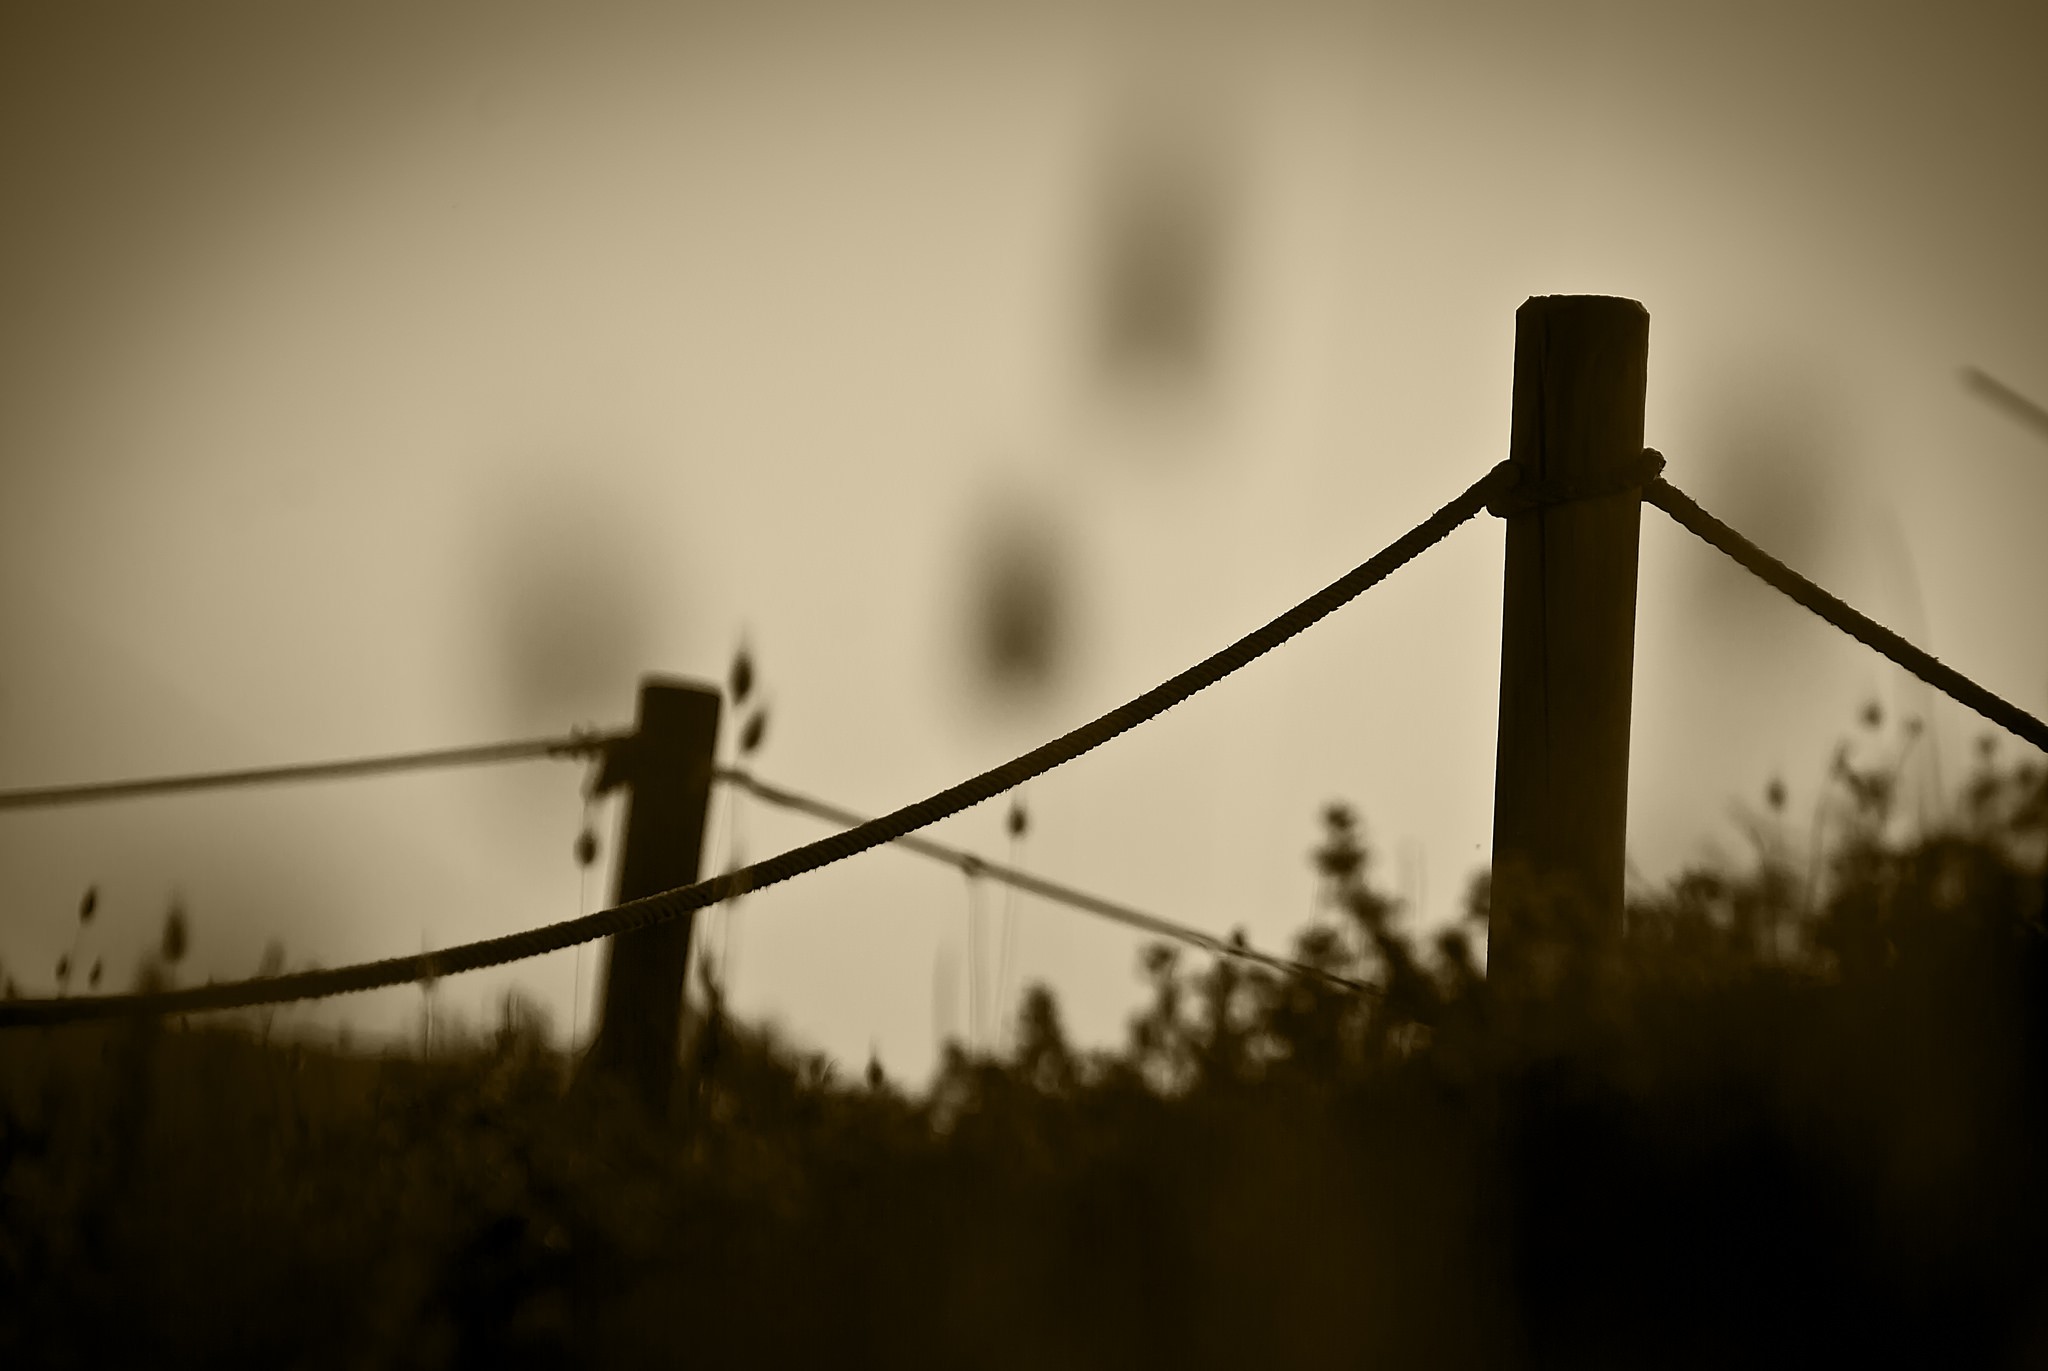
[1,0,2042,1083]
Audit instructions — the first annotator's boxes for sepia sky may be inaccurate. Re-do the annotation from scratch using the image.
[2,0,2044,1081]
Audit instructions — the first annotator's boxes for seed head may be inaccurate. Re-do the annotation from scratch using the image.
[730,644,755,705]
[162,903,189,964]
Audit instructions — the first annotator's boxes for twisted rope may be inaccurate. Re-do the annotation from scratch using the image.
[0,461,1511,1027]
[1645,476,2048,755]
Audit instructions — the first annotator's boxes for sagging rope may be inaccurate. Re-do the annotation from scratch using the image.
[0,460,1510,1027]
[1479,442,2048,755]
[1644,473,2048,756]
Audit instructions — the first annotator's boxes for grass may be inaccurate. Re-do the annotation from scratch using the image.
[2,714,2043,1368]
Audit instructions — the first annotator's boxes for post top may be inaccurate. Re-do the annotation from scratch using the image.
[1519,294,1648,316]
[637,675,722,700]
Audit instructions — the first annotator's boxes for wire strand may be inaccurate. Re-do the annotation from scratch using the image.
[0,729,624,813]
[995,816,1023,1049]
[0,462,1506,1028]
[963,862,985,1048]
[722,770,1377,996]
[1645,476,2048,755]
[1963,366,2048,443]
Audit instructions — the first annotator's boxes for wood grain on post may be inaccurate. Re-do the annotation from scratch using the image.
[585,677,722,1116]
[1488,295,1650,999]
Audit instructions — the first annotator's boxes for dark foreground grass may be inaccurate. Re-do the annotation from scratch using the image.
[2,728,2044,1369]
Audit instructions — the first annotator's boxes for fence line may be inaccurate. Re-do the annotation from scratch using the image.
[0,731,1377,1002]
[0,459,1509,1027]
[3,451,2039,1029]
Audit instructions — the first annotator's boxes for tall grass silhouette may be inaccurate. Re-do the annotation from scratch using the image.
[2,709,2043,1368]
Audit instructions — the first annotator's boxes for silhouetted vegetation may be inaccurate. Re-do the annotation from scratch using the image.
[3,713,2044,1367]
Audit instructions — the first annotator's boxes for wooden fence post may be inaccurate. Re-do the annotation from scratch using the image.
[584,676,722,1116]
[1488,295,1650,1001]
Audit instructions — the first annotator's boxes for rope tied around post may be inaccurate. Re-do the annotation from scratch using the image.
[1481,439,2048,754]
[1485,447,1666,518]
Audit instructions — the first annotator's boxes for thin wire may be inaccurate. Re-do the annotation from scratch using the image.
[0,461,1502,1028]
[722,771,1378,997]
[995,818,1023,1051]
[0,729,624,813]
[1963,366,2048,442]
[963,862,985,1049]
[1644,476,2048,755]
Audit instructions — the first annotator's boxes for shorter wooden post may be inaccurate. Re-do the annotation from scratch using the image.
[1488,295,1650,1001]
[584,677,721,1116]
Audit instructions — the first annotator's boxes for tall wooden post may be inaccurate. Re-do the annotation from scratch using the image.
[585,677,721,1116]
[1489,296,1650,999]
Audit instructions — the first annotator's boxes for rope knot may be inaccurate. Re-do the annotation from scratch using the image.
[1486,447,1665,518]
